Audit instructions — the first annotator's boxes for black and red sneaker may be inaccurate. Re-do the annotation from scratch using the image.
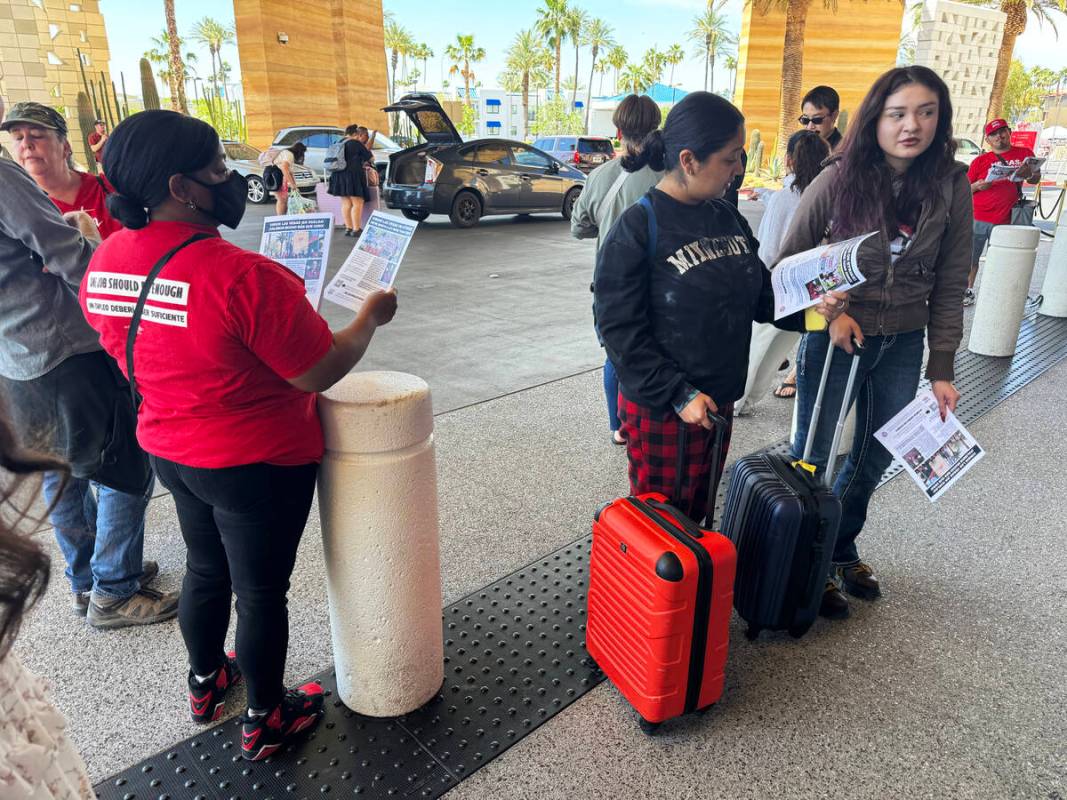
[240,682,325,762]
[188,652,243,724]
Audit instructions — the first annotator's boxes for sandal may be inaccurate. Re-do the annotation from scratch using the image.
[773,380,797,399]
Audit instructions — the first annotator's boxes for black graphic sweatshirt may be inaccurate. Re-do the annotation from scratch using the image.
[594,188,803,412]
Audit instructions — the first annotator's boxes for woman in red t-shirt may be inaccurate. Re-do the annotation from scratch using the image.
[80,111,398,761]
[5,112,122,240]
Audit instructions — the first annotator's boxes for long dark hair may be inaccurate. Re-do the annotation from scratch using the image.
[830,66,956,239]
[103,110,220,230]
[622,91,744,174]
[0,412,69,660]
[787,130,830,194]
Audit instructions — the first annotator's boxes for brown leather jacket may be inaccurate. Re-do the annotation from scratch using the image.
[775,162,973,381]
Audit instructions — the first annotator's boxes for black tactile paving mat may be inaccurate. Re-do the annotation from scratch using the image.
[96,306,1067,800]
[96,541,601,800]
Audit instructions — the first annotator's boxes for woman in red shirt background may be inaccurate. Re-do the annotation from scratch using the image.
[80,110,397,761]
[1,101,122,240]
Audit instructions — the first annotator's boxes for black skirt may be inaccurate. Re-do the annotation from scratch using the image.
[327,166,368,200]
[327,139,370,200]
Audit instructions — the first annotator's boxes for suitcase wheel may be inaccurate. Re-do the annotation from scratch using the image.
[584,656,600,672]
[788,623,812,639]
[638,717,661,736]
[745,625,761,641]
[696,704,714,715]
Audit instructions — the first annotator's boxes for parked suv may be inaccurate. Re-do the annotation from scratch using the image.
[271,126,400,181]
[381,94,586,228]
[222,140,317,204]
[531,135,615,173]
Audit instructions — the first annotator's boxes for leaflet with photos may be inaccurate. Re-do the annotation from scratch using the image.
[323,211,418,312]
[875,391,985,502]
[259,213,334,311]
[771,232,875,320]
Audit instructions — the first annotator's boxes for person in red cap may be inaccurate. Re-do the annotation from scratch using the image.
[965,118,1040,306]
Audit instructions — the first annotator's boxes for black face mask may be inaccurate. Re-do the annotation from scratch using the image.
[186,172,247,229]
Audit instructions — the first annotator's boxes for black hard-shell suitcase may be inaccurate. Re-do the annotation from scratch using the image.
[721,337,860,639]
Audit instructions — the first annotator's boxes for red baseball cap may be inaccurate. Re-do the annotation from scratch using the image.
[984,118,1009,137]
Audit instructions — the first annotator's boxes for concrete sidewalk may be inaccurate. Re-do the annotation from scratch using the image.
[13,207,1066,798]
[17,354,1067,799]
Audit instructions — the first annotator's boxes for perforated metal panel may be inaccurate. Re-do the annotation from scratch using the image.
[96,309,1067,800]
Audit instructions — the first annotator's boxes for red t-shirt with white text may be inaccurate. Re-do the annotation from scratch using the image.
[50,171,123,240]
[968,146,1035,225]
[79,221,333,468]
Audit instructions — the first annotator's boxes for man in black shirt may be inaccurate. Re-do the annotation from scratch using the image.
[800,85,844,152]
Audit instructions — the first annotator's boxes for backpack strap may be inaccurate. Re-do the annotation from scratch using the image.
[637,194,657,263]
[125,233,212,408]
[96,175,110,195]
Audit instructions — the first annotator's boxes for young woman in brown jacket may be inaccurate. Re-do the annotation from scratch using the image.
[776,66,973,620]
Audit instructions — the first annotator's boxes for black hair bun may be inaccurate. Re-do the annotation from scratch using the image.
[106,193,149,230]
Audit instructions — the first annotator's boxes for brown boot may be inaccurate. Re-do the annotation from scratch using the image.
[839,562,881,600]
[818,579,850,620]
[86,585,179,629]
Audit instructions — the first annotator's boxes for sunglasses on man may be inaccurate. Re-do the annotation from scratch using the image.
[798,115,827,126]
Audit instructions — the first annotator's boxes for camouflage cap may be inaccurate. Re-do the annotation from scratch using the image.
[0,101,68,135]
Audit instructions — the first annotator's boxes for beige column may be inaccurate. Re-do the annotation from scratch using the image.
[1038,207,1067,318]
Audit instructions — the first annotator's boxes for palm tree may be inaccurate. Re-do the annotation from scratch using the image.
[724,53,738,98]
[582,18,615,131]
[605,45,628,95]
[620,63,654,95]
[445,34,486,107]
[664,43,685,103]
[688,4,735,95]
[190,18,235,113]
[986,0,1066,120]
[642,47,667,86]
[144,31,197,103]
[411,43,434,91]
[535,0,571,97]
[505,28,551,139]
[163,0,189,113]
[384,20,413,104]
[566,7,588,108]
[751,0,828,158]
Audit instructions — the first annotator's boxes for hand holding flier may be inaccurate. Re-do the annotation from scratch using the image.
[875,390,983,502]
[771,232,876,320]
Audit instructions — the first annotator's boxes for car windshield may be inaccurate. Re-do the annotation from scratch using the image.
[225,143,260,161]
[578,139,613,155]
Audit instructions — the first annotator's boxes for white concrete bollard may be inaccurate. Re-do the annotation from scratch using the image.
[968,225,1041,357]
[1038,207,1067,318]
[317,371,444,716]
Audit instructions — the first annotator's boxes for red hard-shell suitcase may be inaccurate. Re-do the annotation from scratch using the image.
[586,414,736,733]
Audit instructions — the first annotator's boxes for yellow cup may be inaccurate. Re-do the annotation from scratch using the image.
[805,307,827,331]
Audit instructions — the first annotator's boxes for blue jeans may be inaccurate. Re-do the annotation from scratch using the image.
[604,357,621,432]
[791,330,924,566]
[42,471,153,600]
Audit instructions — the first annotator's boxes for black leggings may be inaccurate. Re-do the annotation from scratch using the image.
[151,456,318,710]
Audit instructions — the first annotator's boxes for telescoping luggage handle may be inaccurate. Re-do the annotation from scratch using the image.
[125,234,212,408]
[794,338,861,488]
[662,409,731,530]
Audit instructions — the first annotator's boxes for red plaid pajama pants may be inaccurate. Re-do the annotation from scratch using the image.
[617,393,734,525]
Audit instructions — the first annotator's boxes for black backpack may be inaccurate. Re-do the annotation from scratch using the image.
[262,164,284,191]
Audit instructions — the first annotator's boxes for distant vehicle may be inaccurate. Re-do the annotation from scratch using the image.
[531,135,616,174]
[955,137,982,166]
[270,126,400,181]
[222,140,317,204]
[381,93,586,229]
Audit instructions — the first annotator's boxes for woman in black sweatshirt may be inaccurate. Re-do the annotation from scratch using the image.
[594,91,844,523]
